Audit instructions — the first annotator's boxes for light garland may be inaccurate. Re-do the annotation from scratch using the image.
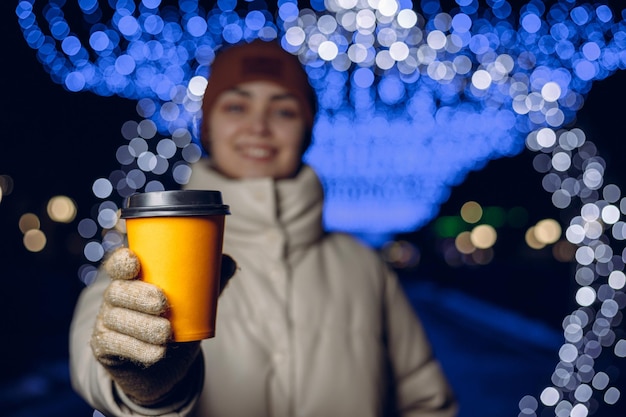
[15,0,626,414]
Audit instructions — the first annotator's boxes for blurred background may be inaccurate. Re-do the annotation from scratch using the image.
[2,0,626,416]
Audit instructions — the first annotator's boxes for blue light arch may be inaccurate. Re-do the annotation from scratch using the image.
[15,1,626,415]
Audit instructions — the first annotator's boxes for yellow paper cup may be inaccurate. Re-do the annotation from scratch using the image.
[121,190,230,342]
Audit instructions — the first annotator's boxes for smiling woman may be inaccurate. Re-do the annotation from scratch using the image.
[205,81,308,179]
[198,39,315,180]
[67,35,459,416]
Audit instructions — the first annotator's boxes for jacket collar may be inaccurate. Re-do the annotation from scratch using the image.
[185,159,325,255]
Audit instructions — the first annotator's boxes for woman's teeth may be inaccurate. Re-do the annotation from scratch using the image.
[242,147,272,158]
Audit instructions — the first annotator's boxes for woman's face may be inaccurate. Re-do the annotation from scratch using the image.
[205,81,307,180]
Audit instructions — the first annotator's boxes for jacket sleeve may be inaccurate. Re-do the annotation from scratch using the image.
[68,269,203,417]
[383,268,458,417]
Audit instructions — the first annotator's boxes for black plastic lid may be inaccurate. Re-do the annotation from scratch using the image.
[121,190,230,219]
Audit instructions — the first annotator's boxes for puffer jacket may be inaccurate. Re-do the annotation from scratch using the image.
[69,160,457,417]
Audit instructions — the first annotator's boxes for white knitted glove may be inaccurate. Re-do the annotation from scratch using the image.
[90,247,201,406]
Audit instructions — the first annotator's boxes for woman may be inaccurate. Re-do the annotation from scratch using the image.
[69,39,457,417]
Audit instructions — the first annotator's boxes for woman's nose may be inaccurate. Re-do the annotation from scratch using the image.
[246,110,271,135]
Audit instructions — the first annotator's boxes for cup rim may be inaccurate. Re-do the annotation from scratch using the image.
[121,190,230,218]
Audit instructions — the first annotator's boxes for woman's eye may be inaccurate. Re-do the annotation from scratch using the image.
[274,108,298,118]
[223,103,245,113]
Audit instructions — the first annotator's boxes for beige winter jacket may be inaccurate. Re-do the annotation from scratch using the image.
[69,161,457,417]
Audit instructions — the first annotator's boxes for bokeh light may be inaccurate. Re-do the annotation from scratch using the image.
[534,218,562,245]
[18,213,40,234]
[47,195,77,223]
[23,229,46,252]
[552,240,576,263]
[15,0,626,415]
[381,239,421,269]
[460,201,482,224]
[470,224,496,249]
[455,231,475,255]
[0,175,14,204]
[525,226,545,250]
[18,213,47,252]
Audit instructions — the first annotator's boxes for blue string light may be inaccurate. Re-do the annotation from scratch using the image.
[15,1,626,414]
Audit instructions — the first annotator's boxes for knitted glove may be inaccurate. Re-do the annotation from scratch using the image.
[90,247,235,406]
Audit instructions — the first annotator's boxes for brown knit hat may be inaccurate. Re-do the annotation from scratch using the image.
[201,40,317,151]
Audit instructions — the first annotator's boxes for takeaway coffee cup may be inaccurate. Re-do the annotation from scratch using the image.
[121,190,230,342]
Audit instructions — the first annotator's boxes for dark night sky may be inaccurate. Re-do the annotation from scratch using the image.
[1,1,139,379]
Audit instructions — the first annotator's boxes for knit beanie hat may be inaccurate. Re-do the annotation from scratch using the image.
[200,40,317,152]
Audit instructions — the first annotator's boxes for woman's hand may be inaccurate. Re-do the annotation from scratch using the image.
[90,248,201,406]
